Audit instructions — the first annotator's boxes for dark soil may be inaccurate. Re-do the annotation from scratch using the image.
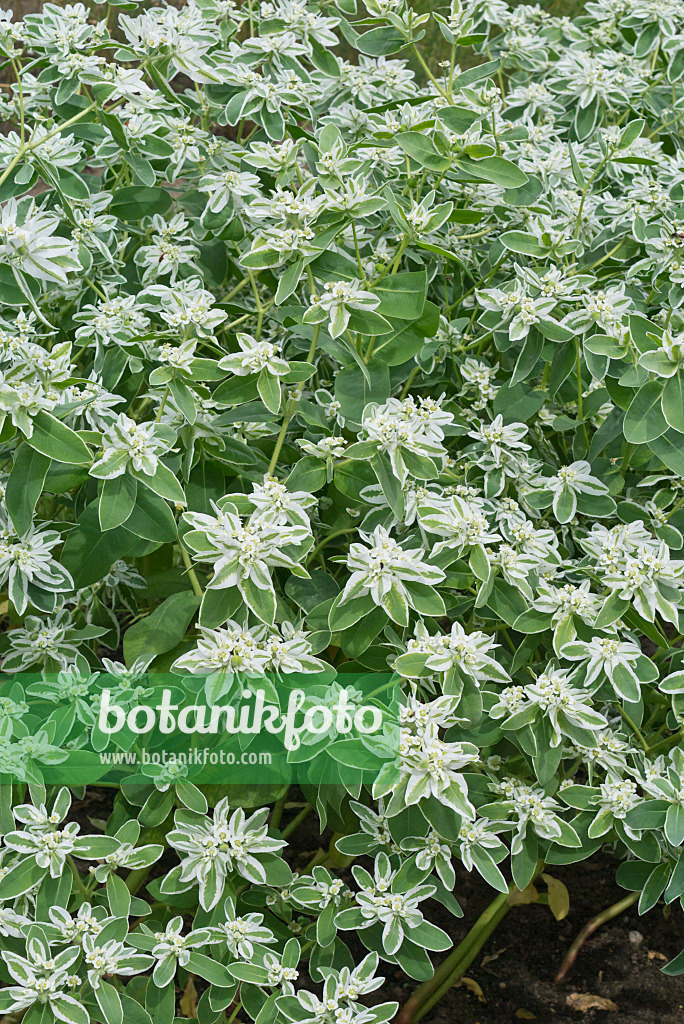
[383,853,684,1024]
[67,790,684,1023]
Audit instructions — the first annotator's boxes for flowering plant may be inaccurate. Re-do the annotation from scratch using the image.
[0,1,683,1022]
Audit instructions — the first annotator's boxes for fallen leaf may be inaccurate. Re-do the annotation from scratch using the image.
[542,872,570,921]
[566,993,618,1013]
[515,1010,536,1019]
[481,947,507,967]
[456,977,485,1003]
[180,975,198,1018]
[507,882,539,906]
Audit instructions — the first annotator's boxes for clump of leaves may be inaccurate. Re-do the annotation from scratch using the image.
[0,1,683,1023]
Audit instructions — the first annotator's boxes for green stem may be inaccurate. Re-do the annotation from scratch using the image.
[267,323,320,475]
[554,891,639,983]
[399,366,420,399]
[125,866,152,895]
[226,1001,242,1024]
[647,728,684,755]
[155,385,170,423]
[85,276,107,301]
[270,789,289,831]
[306,527,356,566]
[248,271,264,341]
[574,153,611,239]
[180,543,203,598]
[575,338,590,448]
[397,891,511,1024]
[410,44,448,97]
[67,856,91,896]
[281,804,312,840]
[224,275,251,302]
[619,706,648,751]
[398,863,545,1024]
[620,442,635,474]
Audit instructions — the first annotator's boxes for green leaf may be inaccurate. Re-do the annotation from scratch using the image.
[26,411,92,465]
[109,186,172,221]
[227,963,270,985]
[666,803,684,847]
[452,59,501,89]
[661,371,684,433]
[51,998,87,1024]
[396,132,450,172]
[512,326,543,384]
[124,152,155,186]
[310,36,341,76]
[275,259,304,304]
[125,487,178,542]
[373,271,428,320]
[213,376,259,406]
[95,982,123,1024]
[56,167,91,201]
[186,953,235,987]
[335,360,390,425]
[650,428,684,476]
[338,605,388,656]
[663,948,684,977]
[257,369,281,414]
[286,456,327,493]
[5,444,50,535]
[132,463,186,504]
[567,142,585,187]
[123,591,201,666]
[499,231,547,256]
[99,473,138,531]
[355,26,406,56]
[639,861,669,913]
[493,382,545,422]
[502,174,544,207]
[346,308,393,335]
[120,996,153,1024]
[328,592,376,631]
[623,380,668,443]
[169,378,197,423]
[61,501,141,588]
[145,981,175,1024]
[372,300,440,365]
[512,608,553,634]
[106,873,131,919]
[197,239,228,289]
[439,105,481,133]
[574,95,600,141]
[619,118,645,150]
[0,859,47,899]
[371,452,404,518]
[456,155,528,188]
[286,570,339,613]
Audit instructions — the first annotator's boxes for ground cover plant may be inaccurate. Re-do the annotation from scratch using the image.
[0,0,683,1022]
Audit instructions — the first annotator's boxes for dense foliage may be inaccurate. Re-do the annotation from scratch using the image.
[0,0,683,1021]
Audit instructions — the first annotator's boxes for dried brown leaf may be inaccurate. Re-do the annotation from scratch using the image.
[566,993,618,1013]
[542,872,570,921]
[506,882,539,906]
[481,947,507,967]
[180,975,198,1018]
[456,977,485,1003]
